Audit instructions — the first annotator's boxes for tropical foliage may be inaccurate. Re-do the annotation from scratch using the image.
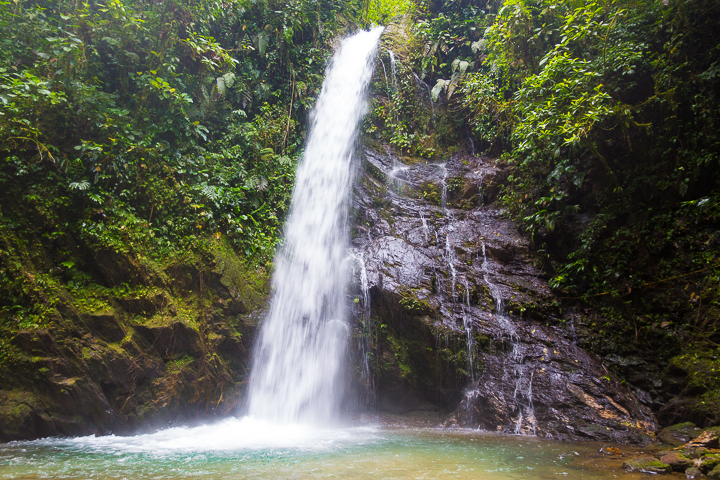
[0,0,362,333]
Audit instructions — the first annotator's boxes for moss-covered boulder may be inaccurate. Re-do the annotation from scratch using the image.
[659,452,693,472]
[622,457,672,474]
[659,422,702,446]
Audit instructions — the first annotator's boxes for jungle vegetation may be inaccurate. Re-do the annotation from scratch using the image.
[1,0,718,425]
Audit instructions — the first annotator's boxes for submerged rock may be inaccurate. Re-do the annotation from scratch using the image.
[622,456,672,474]
[350,146,658,444]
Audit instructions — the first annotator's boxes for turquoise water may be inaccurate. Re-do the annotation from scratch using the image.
[0,417,659,479]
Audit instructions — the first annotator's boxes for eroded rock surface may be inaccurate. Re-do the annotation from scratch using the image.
[349,146,658,444]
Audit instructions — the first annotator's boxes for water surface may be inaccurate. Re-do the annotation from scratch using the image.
[0,418,662,479]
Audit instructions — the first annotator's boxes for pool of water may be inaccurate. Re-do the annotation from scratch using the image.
[0,417,663,479]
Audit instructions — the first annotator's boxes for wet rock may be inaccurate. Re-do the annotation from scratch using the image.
[350,147,658,444]
[659,422,702,446]
[659,452,693,471]
[622,456,672,474]
[686,466,705,479]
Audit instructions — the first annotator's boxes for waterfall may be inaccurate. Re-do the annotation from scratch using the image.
[247,27,384,424]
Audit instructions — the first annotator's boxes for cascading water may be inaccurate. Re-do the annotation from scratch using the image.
[247,27,384,424]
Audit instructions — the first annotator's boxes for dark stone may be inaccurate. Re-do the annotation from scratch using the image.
[135,321,204,360]
[80,313,126,343]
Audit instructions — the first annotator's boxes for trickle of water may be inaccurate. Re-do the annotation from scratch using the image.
[462,278,474,381]
[387,158,409,190]
[379,56,392,99]
[481,242,513,336]
[352,250,374,407]
[438,163,449,210]
[420,213,430,244]
[445,234,457,300]
[569,314,578,344]
[467,128,476,156]
[413,72,435,116]
[247,27,384,424]
[437,163,457,300]
[388,50,398,93]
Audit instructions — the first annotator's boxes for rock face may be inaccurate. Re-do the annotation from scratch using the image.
[349,146,658,443]
[0,242,266,442]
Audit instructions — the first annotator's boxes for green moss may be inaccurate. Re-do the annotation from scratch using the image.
[166,355,195,374]
[398,288,434,314]
[418,181,441,206]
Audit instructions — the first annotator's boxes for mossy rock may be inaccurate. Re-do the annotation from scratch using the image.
[658,421,701,446]
[622,456,672,474]
[709,465,720,480]
[658,452,693,472]
[700,454,720,473]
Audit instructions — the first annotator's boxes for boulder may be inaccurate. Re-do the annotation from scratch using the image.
[659,422,701,446]
[686,466,705,479]
[659,452,693,472]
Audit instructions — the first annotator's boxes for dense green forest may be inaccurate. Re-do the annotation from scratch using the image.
[1,0,718,435]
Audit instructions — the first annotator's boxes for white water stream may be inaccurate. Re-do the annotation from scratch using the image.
[247,27,384,424]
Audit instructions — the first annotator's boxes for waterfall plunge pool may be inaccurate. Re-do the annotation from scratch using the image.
[0,418,656,479]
